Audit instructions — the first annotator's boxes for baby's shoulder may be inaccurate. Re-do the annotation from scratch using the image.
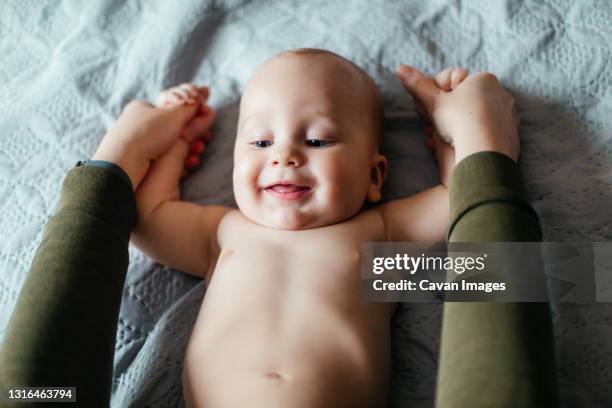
[337,207,387,239]
[217,208,243,233]
[216,208,266,246]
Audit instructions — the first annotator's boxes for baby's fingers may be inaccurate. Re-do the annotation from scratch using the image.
[178,83,199,99]
[156,83,208,108]
[434,67,469,92]
[434,67,454,92]
[175,87,202,105]
[450,68,468,90]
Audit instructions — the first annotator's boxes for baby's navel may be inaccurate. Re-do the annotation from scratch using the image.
[262,371,289,382]
[264,372,282,379]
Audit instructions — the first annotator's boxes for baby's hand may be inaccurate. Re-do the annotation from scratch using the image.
[397,65,520,163]
[155,83,215,177]
[156,83,206,108]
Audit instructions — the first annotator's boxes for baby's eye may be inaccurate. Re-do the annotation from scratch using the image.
[305,139,330,148]
[251,140,273,148]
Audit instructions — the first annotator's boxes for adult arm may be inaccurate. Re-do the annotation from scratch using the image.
[0,165,135,406]
[435,151,558,407]
[0,96,209,407]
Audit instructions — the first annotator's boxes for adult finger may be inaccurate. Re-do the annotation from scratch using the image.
[158,100,202,131]
[182,109,216,143]
[138,102,202,160]
[396,65,440,112]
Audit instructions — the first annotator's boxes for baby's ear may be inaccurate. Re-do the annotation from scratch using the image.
[367,154,388,203]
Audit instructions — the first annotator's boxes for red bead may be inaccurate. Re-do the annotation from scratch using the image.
[185,155,200,169]
[190,140,205,154]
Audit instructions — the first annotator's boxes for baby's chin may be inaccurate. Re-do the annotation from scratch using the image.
[240,206,352,231]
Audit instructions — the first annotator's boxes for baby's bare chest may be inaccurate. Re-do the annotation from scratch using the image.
[210,210,386,297]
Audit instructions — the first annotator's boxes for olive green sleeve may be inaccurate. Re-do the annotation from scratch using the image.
[0,166,136,407]
[436,152,558,407]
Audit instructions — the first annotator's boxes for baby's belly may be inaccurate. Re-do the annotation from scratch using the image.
[183,312,391,408]
[182,259,393,408]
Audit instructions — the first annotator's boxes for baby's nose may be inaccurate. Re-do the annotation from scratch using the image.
[271,149,303,167]
[271,156,299,167]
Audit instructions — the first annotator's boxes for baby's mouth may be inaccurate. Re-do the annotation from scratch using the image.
[264,183,312,201]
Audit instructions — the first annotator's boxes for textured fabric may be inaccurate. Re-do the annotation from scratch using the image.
[0,166,135,406]
[0,1,611,407]
[437,151,558,407]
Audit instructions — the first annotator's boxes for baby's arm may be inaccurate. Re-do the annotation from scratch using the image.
[377,131,451,242]
[131,84,231,279]
[378,184,449,243]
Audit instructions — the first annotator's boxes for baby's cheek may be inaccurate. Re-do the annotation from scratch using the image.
[339,156,371,204]
[233,161,259,201]
[320,156,360,209]
[234,161,252,180]
[317,156,343,189]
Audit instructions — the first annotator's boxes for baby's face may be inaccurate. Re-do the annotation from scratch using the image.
[233,53,385,230]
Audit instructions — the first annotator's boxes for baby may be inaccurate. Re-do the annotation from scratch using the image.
[131,49,463,407]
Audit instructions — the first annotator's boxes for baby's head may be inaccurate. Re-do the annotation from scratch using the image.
[233,48,387,230]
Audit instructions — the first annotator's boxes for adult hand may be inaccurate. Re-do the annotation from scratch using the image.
[397,65,520,164]
[91,87,214,190]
